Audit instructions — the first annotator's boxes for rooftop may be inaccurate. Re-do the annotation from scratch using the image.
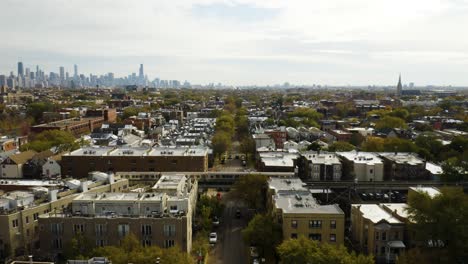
[379,152,424,165]
[303,152,341,164]
[337,151,383,165]
[409,186,441,198]
[352,204,403,224]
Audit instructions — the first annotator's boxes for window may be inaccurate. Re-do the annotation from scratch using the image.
[141,225,152,235]
[12,219,19,228]
[382,231,387,241]
[309,233,322,241]
[96,240,106,247]
[171,160,178,164]
[330,220,336,229]
[394,231,399,240]
[330,234,336,242]
[95,224,106,236]
[52,238,62,249]
[381,247,385,255]
[25,216,29,224]
[291,233,298,239]
[74,224,85,234]
[164,240,175,248]
[291,220,298,228]
[51,223,63,235]
[309,220,322,228]
[164,224,176,237]
[375,231,379,240]
[118,224,130,237]
[370,169,373,174]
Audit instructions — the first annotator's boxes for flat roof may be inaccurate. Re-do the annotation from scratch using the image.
[379,153,424,165]
[337,151,383,165]
[351,204,403,224]
[75,192,165,202]
[33,117,101,128]
[381,203,409,219]
[409,187,441,198]
[303,152,341,164]
[108,147,150,157]
[152,174,186,190]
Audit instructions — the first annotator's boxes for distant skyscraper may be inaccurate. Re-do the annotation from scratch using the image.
[17,62,24,77]
[139,64,144,78]
[60,66,65,81]
[74,64,78,77]
[0,75,7,87]
[396,74,402,97]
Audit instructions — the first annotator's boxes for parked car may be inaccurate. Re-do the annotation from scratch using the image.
[212,216,220,226]
[235,209,241,218]
[209,232,218,244]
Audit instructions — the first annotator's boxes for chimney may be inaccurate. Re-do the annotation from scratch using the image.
[108,173,115,184]
[48,189,58,202]
[80,181,88,192]
[29,255,33,264]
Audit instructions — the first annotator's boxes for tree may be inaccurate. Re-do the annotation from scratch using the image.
[361,137,385,152]
[307,142,322,151]
[277,236,373,264]
[328,141,355,152]
[440,157,467,182]
[415,133,443,161]
[242,214,282,257]
[26,102,56,123]
[122,107,139,119]
[405,188,468,263]
[20,130,79,153]
[231,174,268,210]
[211,131,232,156]
[375,116,408,130]
[63,234,94,260]
[94,234,193,264]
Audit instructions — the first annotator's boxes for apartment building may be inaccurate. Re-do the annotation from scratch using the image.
[268,178,345,245]
[38,174,197,258]
[337,152,384,181]
[296,152,342,181]
[0,174,129,258]
[351,204,406,263]
[379,153,429,181]
[61,146,210,178]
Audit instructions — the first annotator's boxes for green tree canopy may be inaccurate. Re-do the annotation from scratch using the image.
[375,116,408,130]
[277,236,374,264]
[231,174,268,210]
[211,131,232,156]
[94,234,193,264]
[20,130,79,153]
[328,141,356,152]
[405,187,468,263]
[242,214,282,257]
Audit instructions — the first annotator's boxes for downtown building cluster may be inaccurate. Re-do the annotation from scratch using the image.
[0,62,189,89]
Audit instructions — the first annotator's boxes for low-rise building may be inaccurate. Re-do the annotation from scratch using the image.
[337,152,384,181]
[351,204,406,263]
[61,146,210,178]
[0,174,129,258]
[268,178,345,245]
[379,153,428,181]
[1,150,37,178]
[38,174,197,258]
[296,152,342,181]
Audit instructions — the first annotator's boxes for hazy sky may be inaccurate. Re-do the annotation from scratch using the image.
[1,0,468,86]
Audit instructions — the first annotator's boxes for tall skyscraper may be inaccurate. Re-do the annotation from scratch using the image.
[17,62,24,77]
[74,64,78,78]
[60,66,65,81]
[0,75,7,87]
[139,64,144,79]
[396,74,402,97]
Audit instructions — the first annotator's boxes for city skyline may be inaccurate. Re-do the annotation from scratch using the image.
[1,0,468,86]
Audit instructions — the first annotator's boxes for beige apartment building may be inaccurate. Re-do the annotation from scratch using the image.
[0,175,129,258]
[38,174,197,258]
[268,178,345,245]
[61,146,210,178]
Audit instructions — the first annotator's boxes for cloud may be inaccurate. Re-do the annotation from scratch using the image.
[0,0,467,85]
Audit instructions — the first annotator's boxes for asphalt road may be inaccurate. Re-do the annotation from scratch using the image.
[209,199,249,264]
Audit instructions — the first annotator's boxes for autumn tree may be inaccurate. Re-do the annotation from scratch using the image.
[20,130,79,153]
[277,236,373,264]
[231,174,268,210]
[405,188,468,263]
[242,214,282,257]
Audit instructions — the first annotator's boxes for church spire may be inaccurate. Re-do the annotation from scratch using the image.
[396,74,402,97]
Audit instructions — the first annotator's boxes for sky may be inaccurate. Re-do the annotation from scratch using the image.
[1,0,468,86]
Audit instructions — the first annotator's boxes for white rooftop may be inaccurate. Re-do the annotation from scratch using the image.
[409,187,441,198]
[352,204,403,224]
[337,151,383,165]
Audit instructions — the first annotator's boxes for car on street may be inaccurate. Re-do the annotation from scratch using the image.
[209,232,218,244]
[235,209,241,218]
[212,216,220,226]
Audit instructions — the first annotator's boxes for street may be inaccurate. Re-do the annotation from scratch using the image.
[208,198,249,264]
